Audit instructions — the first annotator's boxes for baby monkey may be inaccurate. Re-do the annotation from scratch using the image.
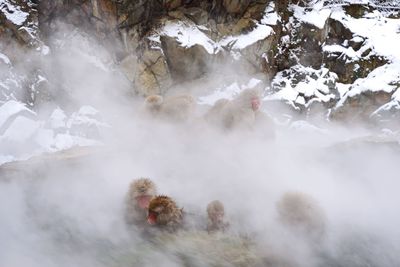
[147,195,183,232]
[206,200,229,233]
[125,178,157,226]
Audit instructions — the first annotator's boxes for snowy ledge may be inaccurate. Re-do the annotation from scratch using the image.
[335,61,400,109]
[0,0,29,26]
[149,3,278,56]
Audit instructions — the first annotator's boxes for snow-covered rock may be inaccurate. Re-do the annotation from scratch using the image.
[0,100,36,132]
[0,101,107,166]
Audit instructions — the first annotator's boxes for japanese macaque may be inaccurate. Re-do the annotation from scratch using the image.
[143,94,196,122]
[276,191,326,242]
[204,88,275,137]
[206,200,229,233]
[125,178,157,226]
[147,195,183,231]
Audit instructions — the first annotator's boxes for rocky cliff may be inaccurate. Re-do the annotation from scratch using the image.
[1,0,400,126]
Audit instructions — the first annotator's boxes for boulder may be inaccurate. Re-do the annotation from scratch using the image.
[160,35,210,82]
[134,41,172,96]
[223,0,251,14]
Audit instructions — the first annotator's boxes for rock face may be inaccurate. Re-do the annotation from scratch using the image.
[1,0,400,125]
[161,35,210,82]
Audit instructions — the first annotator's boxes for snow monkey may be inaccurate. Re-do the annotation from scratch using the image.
[206,200,230,233]
[204,88,275,136]
[147,195,183,231]
[125,178,157,226]
[276,191,326,242]
[143,94,196,122]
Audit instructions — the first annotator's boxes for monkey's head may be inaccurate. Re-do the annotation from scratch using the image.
[128,178,157,210]
[207,200,225,224]
[147,195,182,226]
[277,191,325,239]
[144,95,164,113]
[235,88,262,112]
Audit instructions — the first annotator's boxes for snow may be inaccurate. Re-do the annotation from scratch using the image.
[219,25,274,50]
[266,65,337,108]
[0,102,106,166]
[330,9,400,60]
[0,53,11,65]
[40,45,51,56]
[323,45,359,61]
[293,4,400,62]
[350,63,400,95]
[18,26,35,40]
[261,12,280,25]
[289,120,328,134]
[1,116,40,142]
[285,3,400,114]
[52,134,101,151]
[219,3,276,51]
[296,96,306,105]
[198,78,263,105]
[77,105,99,116]
[371,100,400,118]
[291,5,331,29]
[0,100,36,129]
[67,106,109,129]
[244,78,262,90]
[336,83,352,98]
[336,61,400,108]
[351,36,364,43]
[147,35,161,44]
[198,82,241,105]
[261,2,281,26]
[393,88,400,102]
[49,108,67,129]
[0,154,14,165]
[157,16,274,55]
[162,21,215,54]
[267,83,299,103]
[0,0,29,26]
[33,128,55,150]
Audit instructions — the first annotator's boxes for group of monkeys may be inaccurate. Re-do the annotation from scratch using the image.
[124,177,326,242]
[129,89,324,237]
[142,88,275,136]
[124,178,229,234]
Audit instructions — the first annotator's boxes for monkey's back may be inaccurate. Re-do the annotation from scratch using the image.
[160,95,196,121]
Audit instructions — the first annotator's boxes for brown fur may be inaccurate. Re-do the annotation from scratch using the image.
[148,195,183,231]
[143,94,196,122]
[206,200,229,233]
[128,178,157,199]
[125,178,157,226]
[144,95,163,115]
[276,191,326,241]
[204,88,275,136]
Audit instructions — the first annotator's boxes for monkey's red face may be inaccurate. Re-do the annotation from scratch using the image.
[135,195,153,210]
[147,205,163,225]
[147,211,158,225]
[251,97,261,111]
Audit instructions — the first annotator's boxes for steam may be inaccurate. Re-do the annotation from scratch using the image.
[1,25,400,267]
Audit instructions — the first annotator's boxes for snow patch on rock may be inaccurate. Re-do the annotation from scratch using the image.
[0,100,35,129]
[198,78,263,106]
[154,6,276,56]
[267,65,338,109]
[0,0,29,26]
[291,4,331,29]
[0,101,108,165]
